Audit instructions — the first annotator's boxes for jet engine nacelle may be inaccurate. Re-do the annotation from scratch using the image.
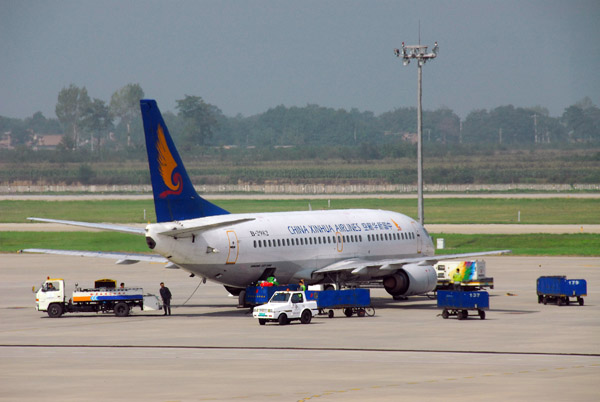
[383,263,437,297]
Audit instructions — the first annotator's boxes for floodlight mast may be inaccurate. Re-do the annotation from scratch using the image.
[394,41,438,226]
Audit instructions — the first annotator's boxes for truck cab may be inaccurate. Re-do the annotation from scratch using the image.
[252,291,319,325]
[36,278,65,315]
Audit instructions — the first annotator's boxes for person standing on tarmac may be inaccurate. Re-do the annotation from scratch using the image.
[452,268,462,290]
[160,282,172,316]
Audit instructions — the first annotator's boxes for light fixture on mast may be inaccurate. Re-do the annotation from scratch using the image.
[394,39,438,226]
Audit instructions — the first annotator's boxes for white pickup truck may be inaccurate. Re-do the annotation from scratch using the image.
[252,290,319,325]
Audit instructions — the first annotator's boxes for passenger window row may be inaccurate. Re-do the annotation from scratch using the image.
[252,231,415,248]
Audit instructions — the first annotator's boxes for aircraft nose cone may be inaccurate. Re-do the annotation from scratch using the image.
[146,236,156,250]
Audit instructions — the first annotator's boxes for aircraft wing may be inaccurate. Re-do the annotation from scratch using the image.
[314,249,511,275]
[20,248,168,265]
[27,217,145,235]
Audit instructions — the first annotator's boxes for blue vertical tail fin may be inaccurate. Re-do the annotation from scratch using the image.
[140,99,229,222]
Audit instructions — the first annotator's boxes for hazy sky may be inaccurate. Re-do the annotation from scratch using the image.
[2,0,599,120]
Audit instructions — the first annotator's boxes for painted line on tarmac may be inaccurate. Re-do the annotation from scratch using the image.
[1,344,599,358]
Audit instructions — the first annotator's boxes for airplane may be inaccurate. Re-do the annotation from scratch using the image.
[25,99,510,302]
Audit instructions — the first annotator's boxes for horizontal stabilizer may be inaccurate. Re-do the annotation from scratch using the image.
[20,248,168,263]
[27,217,145,235]
[157,217,256,237]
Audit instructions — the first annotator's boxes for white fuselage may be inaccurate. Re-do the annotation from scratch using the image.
[145,209,434,288]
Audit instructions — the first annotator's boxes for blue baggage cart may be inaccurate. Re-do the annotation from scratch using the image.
[537,276,587,306]
[241,284,299,307]
[437,290,489,320]
[306,288,374,318]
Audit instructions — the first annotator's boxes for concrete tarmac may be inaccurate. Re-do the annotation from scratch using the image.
[1,255,599,401]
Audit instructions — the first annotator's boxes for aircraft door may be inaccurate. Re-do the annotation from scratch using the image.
[226,230,239,264]
[411,222,422,254]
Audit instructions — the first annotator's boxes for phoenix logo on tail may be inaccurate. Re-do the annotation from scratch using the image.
[156,124,182,198]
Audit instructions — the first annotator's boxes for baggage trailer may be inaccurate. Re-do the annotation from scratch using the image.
[537,276,587,306]
[35,278,161,318]
[437,290,489,320]
[306,288,374,318]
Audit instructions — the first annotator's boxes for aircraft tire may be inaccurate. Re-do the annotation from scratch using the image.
[238,290,247,308]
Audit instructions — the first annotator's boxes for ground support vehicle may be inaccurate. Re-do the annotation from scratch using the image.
[240,284,300,308]
[306,288,373,318]
[36,278,162,318]
[437,290,489,320]
[252,291,318,325]
[434,260,494,291]
[537,276,587,306]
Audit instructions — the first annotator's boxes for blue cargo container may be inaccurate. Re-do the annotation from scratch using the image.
[242,284,299,307]
[306,289,373,318]
[537,276,587,306]
[437,290,489,320]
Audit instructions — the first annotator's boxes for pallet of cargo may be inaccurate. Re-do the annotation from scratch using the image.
[437,290,489,320]
[537,276,587,306]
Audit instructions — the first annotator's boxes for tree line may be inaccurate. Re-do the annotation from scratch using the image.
[1,83,599,159]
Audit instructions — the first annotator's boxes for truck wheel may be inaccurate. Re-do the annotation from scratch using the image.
[537,295,543,303]
[114,302,130,317]
[557,298,563,306]
[258,319,266,326]
[344,308,353,317]
[365,307,375,317]
[442,309,449,319]
[278,313,289,325]
[47,303,63,318]
[543,296,547,305]
[300,310,312,324]
[328,310,334,318]
[357,308,366,317]
[578,297,584,306]
[479,310,486,320]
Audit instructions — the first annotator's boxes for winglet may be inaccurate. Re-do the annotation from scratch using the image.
[140,99,229,222]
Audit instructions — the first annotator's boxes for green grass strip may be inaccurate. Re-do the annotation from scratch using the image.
[1,198,599,224]
[434,233,599,256]
[1,232,148,253]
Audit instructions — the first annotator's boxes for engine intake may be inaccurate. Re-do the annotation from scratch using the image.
[383,263,436,297]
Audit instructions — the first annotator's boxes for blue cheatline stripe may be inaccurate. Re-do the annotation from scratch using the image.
[91,295,143,301]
